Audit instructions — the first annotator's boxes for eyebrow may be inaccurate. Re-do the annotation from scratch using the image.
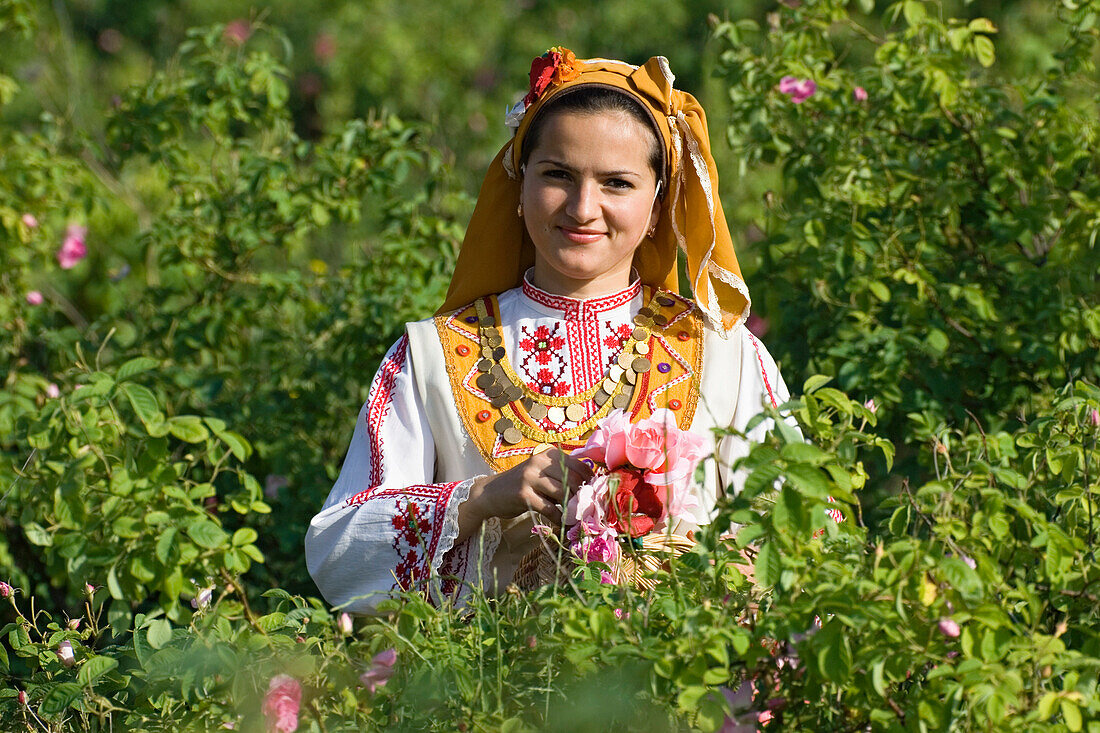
[533,158,645,178]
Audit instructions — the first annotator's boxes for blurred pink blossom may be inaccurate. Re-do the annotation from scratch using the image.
[25,290,44,305]
[599,570,616,584]
[313,32,337,63]
[223,19,251,46]
[85,583,96,596]
[746,312,769,337]
[864,398,877,414]
[57,224,87,269]
[1091,408,1100,427]
[337,612,353,635]
[67,618,81,631]
[0,581,12,598]
[191,586,213,610]
[21,213,38,228]
[262,675,301,733]
[360,648,397,693]
[778,76,816,104]
[853,86,868,101]
[17,690,26,706]
[57,640,75,667]
[526,635,537,649]
[46,383,60,399]
[613,608,630,620]
[938,618,961,638]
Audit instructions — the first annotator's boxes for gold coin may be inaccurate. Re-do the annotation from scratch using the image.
[632,357,652,373]
[486,335,502,348]
[625,369,637,385]
[565,403,585,422]
[484,383,504,398]
[594,390,609,407]
[477,359,493,372]
[609,364,624,381]
[505,385,523,401]
[481,316,496,328]
[481,347,493,358]
[603,377,618,393]
[546,406,566,425]
[637,307,654,319]
[476,373,495,390]
[612,394,629,409]
[503,427,523,445]
[652,314,669,327]
[491,393,511,408]
[528,402,548,420]
[631,327,649,341]
[656,295,675,307]
[617,352,634,369]
[492,347,506,361]
[493,417,514,434]
[634,342,650,355]
[532,442,553,455]
[490,364,507,381]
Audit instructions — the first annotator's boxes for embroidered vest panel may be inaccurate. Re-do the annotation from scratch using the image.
[434,287,704,473]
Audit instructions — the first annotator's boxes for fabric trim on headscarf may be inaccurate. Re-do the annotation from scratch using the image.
[437,53,751,335]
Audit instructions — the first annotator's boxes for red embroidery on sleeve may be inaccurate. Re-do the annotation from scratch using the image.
[747,332,778,409]
[365,334,409,489]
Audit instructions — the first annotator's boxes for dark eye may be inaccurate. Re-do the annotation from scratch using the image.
[606,178,634,190]
[543,168,571,181]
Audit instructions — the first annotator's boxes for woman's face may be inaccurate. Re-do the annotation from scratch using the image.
[520,110,660,298]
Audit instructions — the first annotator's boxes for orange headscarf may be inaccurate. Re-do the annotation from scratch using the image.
[437,51,750,333]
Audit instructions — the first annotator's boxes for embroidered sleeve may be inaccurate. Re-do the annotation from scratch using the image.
[305,335,500,614]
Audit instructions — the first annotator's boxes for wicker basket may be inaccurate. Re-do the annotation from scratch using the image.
[513,531,696,591]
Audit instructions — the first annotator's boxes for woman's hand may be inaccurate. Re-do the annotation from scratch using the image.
[455,449,594,544]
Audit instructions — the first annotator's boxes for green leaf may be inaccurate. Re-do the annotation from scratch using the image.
[168,415,210,443]
[232,527,258,547]
[116,357,158,381]
[1061,699,1082,732]
[803,375,832,394]
[24,522,53,547]
[77,655,118,686]
[973,35,996,67]
[147,618,172,650]
[871,658,887,696]
[869,280,891,302]
[187,518,228,550]
[156,527,178,565]
[121,382,164,434]
[754,542,781,588]
[784,464,831,498]
[903,0,927,25]
[40,682,82,717]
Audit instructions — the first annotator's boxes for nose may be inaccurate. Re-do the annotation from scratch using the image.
[564,179,600,223]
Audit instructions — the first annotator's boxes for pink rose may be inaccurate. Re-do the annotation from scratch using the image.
[599,570,616,584]
[572,408,632,469]
[223,19,251,45]
[262,675,301,733]
[17,690,26,706]
[565,474,611,527]
[25,290,43,305]
[0,581,12,598]
[778,76,816,104]
[853,86,868,101]
[746,312,769,337]
[864,398,877,414]
[938,618,961,638]
[46,383,60,399]
[21,213,38,228]
[1091,408,1100,427]
[360,648,397,694]
[67,618,81,630]
[57,224,87,269]
[57,640,75,667]
[337,612,353,635]
[624,421,668,471]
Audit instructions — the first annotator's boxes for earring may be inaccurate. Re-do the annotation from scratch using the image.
[646,225,657,238]
[517,203,524,218]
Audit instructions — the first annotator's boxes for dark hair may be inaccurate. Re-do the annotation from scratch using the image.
[520,85,665,188]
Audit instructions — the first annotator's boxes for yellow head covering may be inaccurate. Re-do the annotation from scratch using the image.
[437,50,750,333]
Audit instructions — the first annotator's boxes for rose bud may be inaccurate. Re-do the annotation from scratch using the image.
[938,618,961,638]
[57,640,75,667]
[337,612,353,635]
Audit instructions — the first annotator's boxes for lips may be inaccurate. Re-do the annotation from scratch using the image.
[558,226,605,244]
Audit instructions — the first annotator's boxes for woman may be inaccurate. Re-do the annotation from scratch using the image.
[305,49,790,614]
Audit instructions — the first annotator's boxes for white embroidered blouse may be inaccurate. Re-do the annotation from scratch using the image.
[305,276,791,614]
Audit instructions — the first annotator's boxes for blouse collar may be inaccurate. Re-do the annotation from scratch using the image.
[520,270,641,321]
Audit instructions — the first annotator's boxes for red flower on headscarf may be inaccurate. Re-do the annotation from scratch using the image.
[608,467,667,538]
[524,47,583,106]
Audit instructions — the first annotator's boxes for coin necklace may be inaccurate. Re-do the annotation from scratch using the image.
[473,290,677,447]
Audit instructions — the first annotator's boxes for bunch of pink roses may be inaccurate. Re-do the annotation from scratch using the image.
[561,408,707,579]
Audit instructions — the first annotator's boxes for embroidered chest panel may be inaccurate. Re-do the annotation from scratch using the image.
[434,287,704,473]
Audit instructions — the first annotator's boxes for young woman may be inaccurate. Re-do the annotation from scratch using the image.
[305,50,791,613]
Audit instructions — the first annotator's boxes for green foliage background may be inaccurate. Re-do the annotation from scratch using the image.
[1,0,1098,730]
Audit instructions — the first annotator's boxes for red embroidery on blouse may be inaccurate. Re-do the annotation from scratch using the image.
[747,332,778,409]
[521,277,640,319]
[364,334,409,489]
